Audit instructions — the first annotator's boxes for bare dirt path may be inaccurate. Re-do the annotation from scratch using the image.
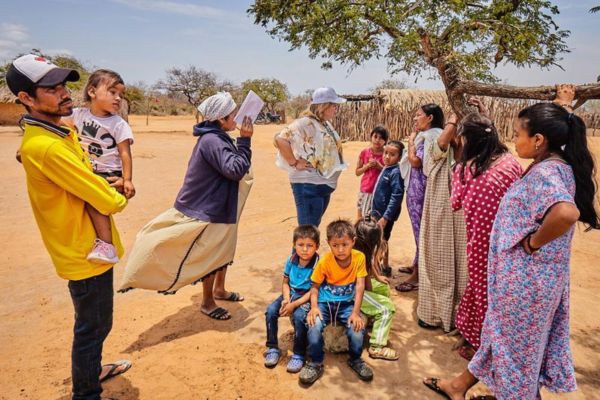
[0,115,598,399]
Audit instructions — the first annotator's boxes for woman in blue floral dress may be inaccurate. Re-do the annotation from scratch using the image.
[423,87,600,400]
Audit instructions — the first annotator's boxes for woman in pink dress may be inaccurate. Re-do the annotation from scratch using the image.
[450,109,522,359]
[423,88,600,399]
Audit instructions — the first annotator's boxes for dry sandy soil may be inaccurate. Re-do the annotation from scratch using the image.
[1,115,599,400]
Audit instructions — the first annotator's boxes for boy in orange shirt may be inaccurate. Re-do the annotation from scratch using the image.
[299,219,373,385]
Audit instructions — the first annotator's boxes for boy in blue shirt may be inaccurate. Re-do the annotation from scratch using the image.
[371,140,405,275]
[264,225,320,372]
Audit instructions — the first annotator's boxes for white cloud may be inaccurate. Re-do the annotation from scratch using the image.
[111,0,225,19]
[0,23,30,59]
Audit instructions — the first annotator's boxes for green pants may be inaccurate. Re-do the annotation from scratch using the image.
[360,278,396,347]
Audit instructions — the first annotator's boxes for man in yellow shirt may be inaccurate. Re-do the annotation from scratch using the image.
[7,54,130,400]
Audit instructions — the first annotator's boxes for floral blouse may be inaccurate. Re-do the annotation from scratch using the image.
[276,115,347,181]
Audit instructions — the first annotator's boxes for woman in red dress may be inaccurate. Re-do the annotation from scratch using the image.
[450,104,522,358]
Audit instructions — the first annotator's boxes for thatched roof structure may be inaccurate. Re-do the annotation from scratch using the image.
[335,89,599,141]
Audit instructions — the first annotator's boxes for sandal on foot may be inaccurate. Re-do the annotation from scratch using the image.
[457,345,475,361]
[347,358,373,382]
[264,348,280,368]
[201,307,231,320]
[395,281,418,292]
[216,292,244,302]
[423,377,451,399]
[286,354,304,373]
[100,360,132,383]
[299,363,325,385]
[368,346,399,361]
[299,363,324,385]
[418,319,437,330]
[397,266,414,274]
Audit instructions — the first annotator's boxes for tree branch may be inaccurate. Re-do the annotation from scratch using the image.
[363,13,403,39]
[455,80,600,109]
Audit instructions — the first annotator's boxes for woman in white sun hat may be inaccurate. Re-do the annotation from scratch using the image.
[275,87,348,226]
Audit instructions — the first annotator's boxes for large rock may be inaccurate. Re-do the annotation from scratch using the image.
[323,313,369,353]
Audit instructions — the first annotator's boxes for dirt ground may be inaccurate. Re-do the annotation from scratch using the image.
[1,115,599,400]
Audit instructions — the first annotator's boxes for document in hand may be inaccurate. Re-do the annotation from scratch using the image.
[234,90,265,125]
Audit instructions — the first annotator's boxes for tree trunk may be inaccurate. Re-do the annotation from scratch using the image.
[436,62,470,117]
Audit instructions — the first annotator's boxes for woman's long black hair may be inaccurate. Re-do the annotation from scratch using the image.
[354,217,382,274]
[458,112,508,182]
[421,103,445,129]
[518,102,600,230]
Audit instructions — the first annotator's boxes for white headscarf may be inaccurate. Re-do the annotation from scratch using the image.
[197,91,236,121]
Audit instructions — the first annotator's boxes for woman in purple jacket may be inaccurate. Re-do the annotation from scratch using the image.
[120,92,254,321]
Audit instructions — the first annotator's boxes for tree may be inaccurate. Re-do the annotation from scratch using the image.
[286,90,312,118]
[371,78,409,93]
[249,1,600,115]
[157,66,218,122]
[241,78,289,113]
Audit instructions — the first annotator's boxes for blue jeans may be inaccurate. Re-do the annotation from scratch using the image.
[68,268,114,400]
[291,183,335,226]
[265,294,310,356]
[306,301,365,365]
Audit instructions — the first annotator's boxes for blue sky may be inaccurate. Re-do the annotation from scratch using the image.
[2,0,599,95]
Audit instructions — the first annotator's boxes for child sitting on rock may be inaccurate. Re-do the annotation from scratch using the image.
[264,225,320,373]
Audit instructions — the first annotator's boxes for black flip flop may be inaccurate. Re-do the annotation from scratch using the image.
[100,360,132,383]
[423,377,451,399]
[202,307,231,320]
[217,292,244,302]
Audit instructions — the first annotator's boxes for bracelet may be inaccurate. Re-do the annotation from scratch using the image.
[445,122,457,127]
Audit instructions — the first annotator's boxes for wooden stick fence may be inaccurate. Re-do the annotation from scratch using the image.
[333,89,600,141]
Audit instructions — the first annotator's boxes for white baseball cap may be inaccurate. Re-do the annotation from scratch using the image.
[311,87,347,105]
[6,54,80,96]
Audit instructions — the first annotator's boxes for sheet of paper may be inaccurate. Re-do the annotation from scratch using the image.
[234,90,265,125]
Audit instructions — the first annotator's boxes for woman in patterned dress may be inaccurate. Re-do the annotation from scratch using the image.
[450,108,522,359]
[415,113,468,332]
[396,104,445,292]
[424,88,600,399]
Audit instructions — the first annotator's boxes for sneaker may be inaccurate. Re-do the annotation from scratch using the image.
[299,363,324,385]
[348,358,374,382]
[87,239,119,264]
[264,348,280,368]
[286,354,304,373]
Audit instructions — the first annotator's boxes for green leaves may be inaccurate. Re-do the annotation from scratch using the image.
[248,0,570,85]
[241,78,289,112]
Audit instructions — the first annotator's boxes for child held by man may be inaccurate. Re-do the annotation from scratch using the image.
[300,219,373,385]
[63,69,135,264]
[264,225,320,373]
[355,126,388,219]
[371,140,405,275]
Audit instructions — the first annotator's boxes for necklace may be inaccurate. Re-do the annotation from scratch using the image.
[524,152,565,176]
